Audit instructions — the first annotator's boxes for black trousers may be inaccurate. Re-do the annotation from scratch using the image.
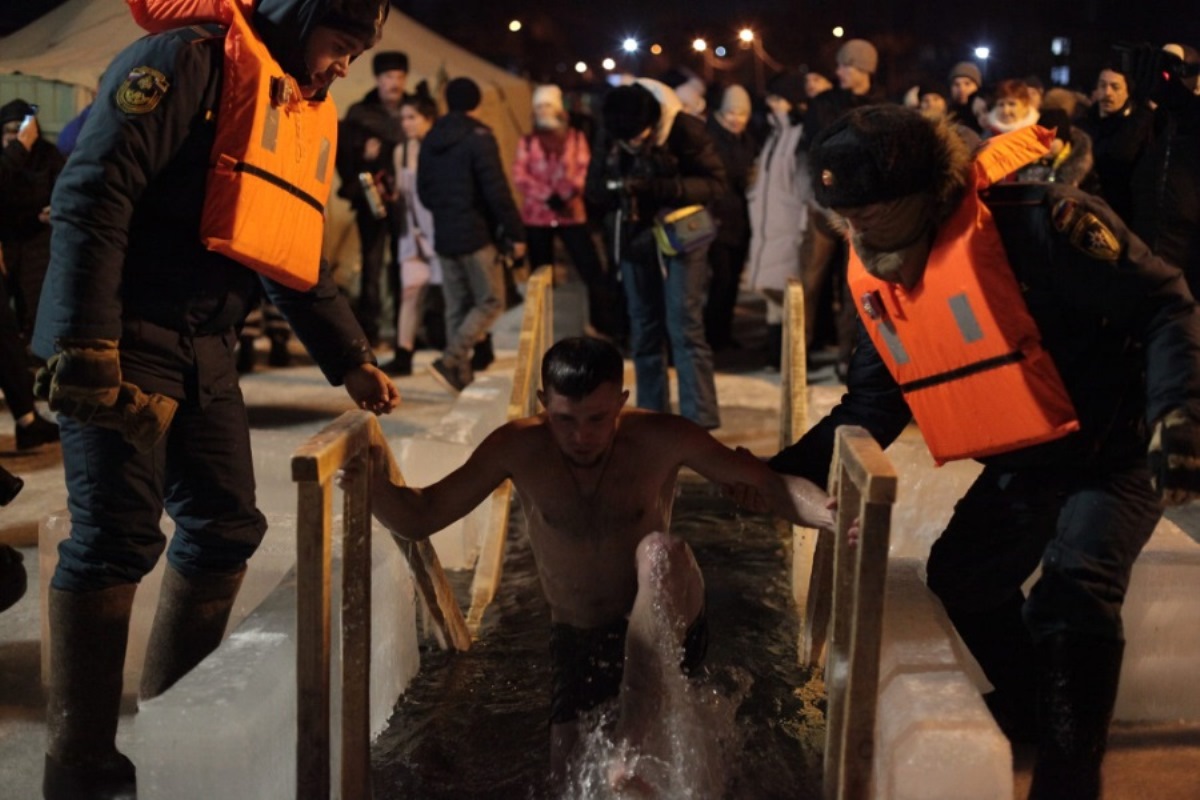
[526,224,626,339]
[704,238,750,349]
[354,205,402,343]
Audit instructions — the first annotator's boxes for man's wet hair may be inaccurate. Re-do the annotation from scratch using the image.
[541,337,624,399]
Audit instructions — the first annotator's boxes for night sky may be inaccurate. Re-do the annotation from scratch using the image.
[3,0,1196,95]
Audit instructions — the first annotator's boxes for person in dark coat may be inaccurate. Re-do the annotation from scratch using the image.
[31,2,400,796]
[418,76,526,394]
[584,79,727,429]
[1079,66,1154,224]
[335,49,409,346]
[703,84,759,352]
[946,60,985,134]
[767,105,1200,800]
[0,99,65,341]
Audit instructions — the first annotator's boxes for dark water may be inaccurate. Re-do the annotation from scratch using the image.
[370,478,826,799]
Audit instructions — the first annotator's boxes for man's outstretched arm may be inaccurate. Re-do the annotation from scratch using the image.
[338,427,515,541]
[672,418,835,529]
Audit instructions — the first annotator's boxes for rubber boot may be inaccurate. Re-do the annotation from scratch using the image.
[1028,632,1124,800]
[43,584,138,800]
[0,543,26,613]
[382,347,413,377]
[140,565,246,700]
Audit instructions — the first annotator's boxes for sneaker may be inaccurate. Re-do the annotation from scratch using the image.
[428,359,466,394]
[16,414,60,451]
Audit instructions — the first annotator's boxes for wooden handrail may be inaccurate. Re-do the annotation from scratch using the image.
[470,265,554,635]
[292,411,470,800]
[823,425,897,800]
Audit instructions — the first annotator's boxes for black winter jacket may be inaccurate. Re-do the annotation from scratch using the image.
[770,183,1200,485]
[417,112,524,257]
[0,137,64,243]
[584,110,727,259]
[705,116,759,246]
[336,87,405,211]
[32,0,374,388]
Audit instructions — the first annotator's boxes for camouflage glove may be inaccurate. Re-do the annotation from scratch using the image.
[1148,408,1200,506]
[34,338,122,423]
[34,339,178,453]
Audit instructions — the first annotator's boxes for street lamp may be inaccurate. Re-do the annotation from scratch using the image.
[692,38,708,53]
[738,28,755,45]
[832,26,845,38]
[602,57,616,71]
[622,37,639,54]
[974,46,991,81]
[575,61,587,74]
[508,19,522,33]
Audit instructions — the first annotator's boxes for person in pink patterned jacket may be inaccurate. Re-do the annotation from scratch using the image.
[514,84,626,341]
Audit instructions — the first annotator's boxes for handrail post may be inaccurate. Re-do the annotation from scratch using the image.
[822,425,897,800]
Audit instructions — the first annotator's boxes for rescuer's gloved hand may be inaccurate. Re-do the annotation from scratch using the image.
[1148,408,1200,506]
[35,339,178,453]
[34,338,122,422]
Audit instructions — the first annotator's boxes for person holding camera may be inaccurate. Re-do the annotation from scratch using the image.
[584,80,727,429]
[418,77,526,394]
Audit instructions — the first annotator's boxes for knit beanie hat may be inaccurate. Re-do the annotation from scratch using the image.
[445,77,482,112]
[766,69,807,106]
[533,84,564,112]
[372,51,408,75]
[837,39,878,75]
[318,0,389,47]
[0,99,34,127]
[948,61,982,88]
[810,105,942,208]
[720,84,752,116]
[602,84,662,140]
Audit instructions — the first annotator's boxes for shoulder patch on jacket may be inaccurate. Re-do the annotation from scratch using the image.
[1050,196,1121,262]
[115,66,170,115]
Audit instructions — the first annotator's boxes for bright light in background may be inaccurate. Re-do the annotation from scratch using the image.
[575,61,588,74]
[832,26,845,38]
[738,28,755,44]
[692,38,708,52]
[974,46,991,60]
[622,37,639,53]
[508,20,522,33]
[715,45,727,57]
[602,57,616,71]
[650,43,663,55]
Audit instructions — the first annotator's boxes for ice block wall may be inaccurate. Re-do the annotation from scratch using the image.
[130,520,420,800]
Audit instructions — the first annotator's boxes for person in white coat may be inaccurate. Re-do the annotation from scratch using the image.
[744,69,809,369]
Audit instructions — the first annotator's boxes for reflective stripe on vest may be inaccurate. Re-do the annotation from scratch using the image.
[848,126,1080,465]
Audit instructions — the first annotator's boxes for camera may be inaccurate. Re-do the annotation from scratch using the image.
[1112,42,1200,103]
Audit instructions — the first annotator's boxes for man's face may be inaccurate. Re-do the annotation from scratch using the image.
[618,126,654,152]
[301,26,368,99]
[538,382,628,469]
[765,94,792,121]
[949,77,977,104]
[836,63,871,94]
[376,69,407,106]
[1096,70,1129,117]
[919,93,947,118]
[806,73,832,98]
[718,106,750,136]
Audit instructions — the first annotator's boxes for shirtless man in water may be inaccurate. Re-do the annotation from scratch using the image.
[346,336,834,787]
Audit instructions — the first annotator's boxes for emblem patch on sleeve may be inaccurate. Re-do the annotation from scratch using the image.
[116,67,170,115]
[1051,197,1121,261]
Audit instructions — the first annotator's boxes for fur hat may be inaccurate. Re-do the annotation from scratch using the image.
[445,77,482,112]
[318,0,389,48]
[766,69,806,106]
[603,84,662,140]
[533,84,564,111]
[948,61,982,88]
[809,105,969,211]
[372,51,408,75]
[837,39,878,75]
[0,99,34,127]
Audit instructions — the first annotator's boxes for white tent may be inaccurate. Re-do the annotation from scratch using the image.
[0,0,533,279]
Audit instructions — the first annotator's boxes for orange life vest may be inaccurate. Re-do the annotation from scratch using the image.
[846,126,1080,465]
[129,0,336,290]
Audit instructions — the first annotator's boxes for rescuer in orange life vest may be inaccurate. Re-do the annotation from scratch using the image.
[30,1,399,797]
[767,105,1200,799]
